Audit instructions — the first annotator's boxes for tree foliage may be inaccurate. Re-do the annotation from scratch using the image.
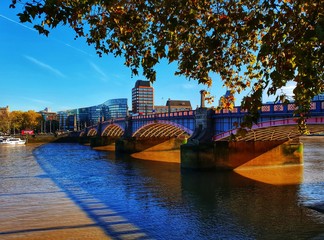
[10,111,24,133]
[0,109,10,134]
[22,110,43,130]
[10,0,324,132]
[0,110,43,134]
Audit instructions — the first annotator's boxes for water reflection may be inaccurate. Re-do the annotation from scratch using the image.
[1,138,323,240]
[34,142,324,239]
[234,165,303,185]
[298,137,324,215]
[181,170,323,239]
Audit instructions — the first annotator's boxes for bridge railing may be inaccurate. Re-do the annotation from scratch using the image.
[213,115,324,141]
[131,110,195,120]
[213,101,324,116]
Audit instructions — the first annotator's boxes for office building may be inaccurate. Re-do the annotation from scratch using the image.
[103,98,128,119]
[132,80,154,115]
[57,98,128,131]
[154,99,192,113]
[38,108,58,133]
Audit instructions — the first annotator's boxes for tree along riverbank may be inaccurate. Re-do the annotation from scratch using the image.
[22,134,79,144]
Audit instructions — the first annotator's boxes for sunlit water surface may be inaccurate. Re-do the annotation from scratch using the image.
[0,137,323,239]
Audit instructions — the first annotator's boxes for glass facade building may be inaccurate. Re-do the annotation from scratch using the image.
[103,98,128,119]
[57,98,128,131]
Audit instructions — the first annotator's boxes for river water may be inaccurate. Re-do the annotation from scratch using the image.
[0,137,323,239]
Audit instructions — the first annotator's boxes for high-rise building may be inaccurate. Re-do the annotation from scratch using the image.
[132,80,154,115]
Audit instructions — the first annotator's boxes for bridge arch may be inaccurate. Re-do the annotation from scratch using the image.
[213,117,324,141]
[156,120,194,135]
[132,121,192,139]
[102,124,124,137]
[87,128,97,137]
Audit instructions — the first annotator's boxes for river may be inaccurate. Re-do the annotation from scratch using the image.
[0,137,323,239]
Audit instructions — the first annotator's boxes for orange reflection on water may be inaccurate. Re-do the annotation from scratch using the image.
[234,165,304,185]
[131,150,180,163]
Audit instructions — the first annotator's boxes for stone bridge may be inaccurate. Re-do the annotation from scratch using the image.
[79,110,195,142]
[74,99,324,170]
[79,101,324,141]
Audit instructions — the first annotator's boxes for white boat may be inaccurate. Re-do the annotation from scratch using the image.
[0,137,26,145]
[0,136,6,144]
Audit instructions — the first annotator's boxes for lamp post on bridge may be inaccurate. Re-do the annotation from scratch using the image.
[200,90,207,108]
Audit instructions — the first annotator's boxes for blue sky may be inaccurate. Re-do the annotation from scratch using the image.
[0,1,293,112]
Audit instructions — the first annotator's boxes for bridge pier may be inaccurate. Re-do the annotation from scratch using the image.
[79,136,91,144]
[90,136,118,147]
[181,140,303,170]
[116,137,184,153]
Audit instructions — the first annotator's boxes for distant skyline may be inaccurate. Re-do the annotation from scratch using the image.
[0,1,294,112]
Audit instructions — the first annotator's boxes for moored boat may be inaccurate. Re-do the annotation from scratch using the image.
[0,137,26,145]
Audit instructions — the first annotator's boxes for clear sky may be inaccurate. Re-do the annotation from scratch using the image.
[0,1,294,113]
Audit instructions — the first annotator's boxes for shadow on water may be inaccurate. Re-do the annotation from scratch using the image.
[33,144,150,240]
[32,143,324,239]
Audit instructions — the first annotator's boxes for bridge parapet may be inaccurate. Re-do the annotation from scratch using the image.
[213,100,324,138]
[213,117,324,141]
[214,100,324,117]
[131,110,195,119]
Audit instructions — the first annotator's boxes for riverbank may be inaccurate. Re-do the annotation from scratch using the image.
[22,135,79,144]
